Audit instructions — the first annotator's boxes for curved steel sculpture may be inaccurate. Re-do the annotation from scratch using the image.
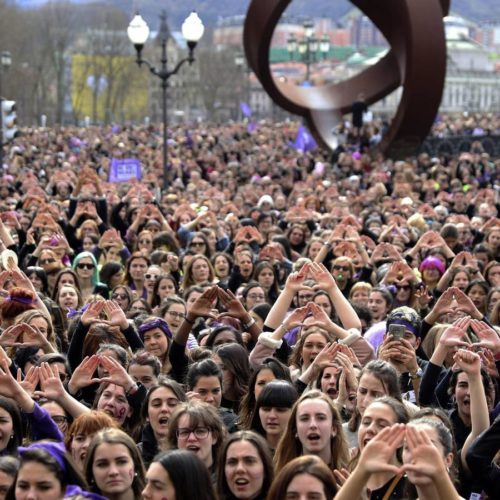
[243,0,450,157]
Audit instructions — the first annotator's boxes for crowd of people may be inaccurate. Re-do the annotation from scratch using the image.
[0,116,498,499]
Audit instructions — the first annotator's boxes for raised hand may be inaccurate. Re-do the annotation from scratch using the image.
[285,263,312,293]
[403,424,449,485]
[282,305,311,330]
[306,302,335,331]
[80,300,105,326]
[103,300,129,330]
[470,319,500,354]
[68,355,101,393]
[453,348,481,375]
[357,424,406,475]
[36,362,66,401]
[439,317,471,348]
[186,286,218,319]
[454,288,482,319]
[310,262,337,291]
[18,366,40,398]
[98,355,136,392]
[0,324,23,347]
[217,288,248,322]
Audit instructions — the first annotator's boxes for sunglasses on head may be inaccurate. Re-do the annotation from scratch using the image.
[77,263,95,270]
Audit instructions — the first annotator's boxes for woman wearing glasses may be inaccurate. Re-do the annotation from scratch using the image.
[72,251,108,301]
[166,401,227,478]
[187,232,212,258]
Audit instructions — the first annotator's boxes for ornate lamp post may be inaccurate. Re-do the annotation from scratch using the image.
[127,11,204,190]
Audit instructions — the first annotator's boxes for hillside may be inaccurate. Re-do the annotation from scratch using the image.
[17,0,500,27]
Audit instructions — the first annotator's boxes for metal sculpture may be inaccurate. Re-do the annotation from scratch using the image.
[243,0,450,157]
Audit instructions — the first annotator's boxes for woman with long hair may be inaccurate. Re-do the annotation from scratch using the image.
[138,377,187,467]
[143,450,217,500]
[6,442,87,500]
[72,251,108,301]
[249,380,298,451]
[166,401,227,476]
[274,390,349,472]
[217,431,274,500]
[84,428,146,500]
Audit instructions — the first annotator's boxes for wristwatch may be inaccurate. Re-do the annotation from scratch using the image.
[409,368,423,379]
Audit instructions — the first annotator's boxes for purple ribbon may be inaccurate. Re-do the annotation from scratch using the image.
[66,303,90,319]
[138,318,172,339]
[4,295,36,305]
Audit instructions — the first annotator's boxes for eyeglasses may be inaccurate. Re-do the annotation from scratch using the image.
[333,265,350,272]
[395,284,411,291]
[140,239,152,245]
[40,258,56,265]
[176,427,210,440]
[51,415,68,425]
[167,311,185,319]
[112,293,128,300]
[190,241,205,247]
[77,263,95,270]
[247,294,265,300]
[130,306,147,312]
[145,274,159,280]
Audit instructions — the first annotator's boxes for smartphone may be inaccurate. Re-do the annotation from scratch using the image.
[388,324,405,341]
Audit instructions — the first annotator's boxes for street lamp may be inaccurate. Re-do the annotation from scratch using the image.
[0,51,12,169]
[287,20,330,83]
[127,11,204,191]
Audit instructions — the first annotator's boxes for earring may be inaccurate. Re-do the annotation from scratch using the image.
[134,472,138,478]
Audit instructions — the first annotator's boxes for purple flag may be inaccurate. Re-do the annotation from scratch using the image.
[108,158,142,183]
[240,101,252,118]
[290,126,317,152]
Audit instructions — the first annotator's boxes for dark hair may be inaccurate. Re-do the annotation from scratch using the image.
[141,376,187,421]
[51,268,81,301]
[0,397,23,455]
[129,349,162,378]
[99,262,124,288]
[239,358,292,429]
[267,455,338,500]
[6,446,86,500]
[96,343,129,367]
[150,450,217,500]
[250,381,298,436]
[187,359,223,391]
[251,303,272,323]
[205,325,244,350]
[215,343,251,402]
[152,275,180,308]
[25,266,49,295]
[217,431,274,500]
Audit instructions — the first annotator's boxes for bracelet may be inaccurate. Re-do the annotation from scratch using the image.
[323,242,332,249]
[242,317,256,330]
[184,316,195,325]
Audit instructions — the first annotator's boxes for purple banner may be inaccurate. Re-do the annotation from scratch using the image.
[108,158,142,183]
